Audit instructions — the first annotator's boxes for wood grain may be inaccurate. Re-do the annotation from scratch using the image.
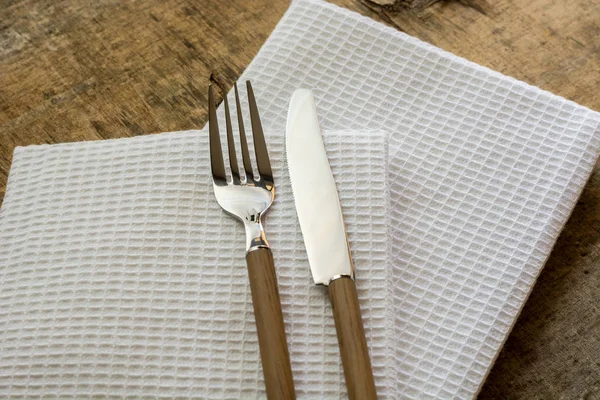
[328,277,378,400]
[1,0,599,398]
[246,248,295,400]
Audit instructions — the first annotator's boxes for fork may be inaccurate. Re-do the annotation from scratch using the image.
[208,81,296,399]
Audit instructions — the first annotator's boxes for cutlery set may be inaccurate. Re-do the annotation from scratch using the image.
[208,81,377,399]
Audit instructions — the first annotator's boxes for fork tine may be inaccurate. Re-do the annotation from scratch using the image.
[235,82,253,181]
[208,85,227,184]
[246,80,273,182]
[223,94,240,183]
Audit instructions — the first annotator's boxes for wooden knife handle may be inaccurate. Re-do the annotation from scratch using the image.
[246,248,296,400]
[328,277,377,400]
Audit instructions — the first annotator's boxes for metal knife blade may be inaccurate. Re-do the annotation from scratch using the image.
[286,89,378,399]
[285,89,354,286]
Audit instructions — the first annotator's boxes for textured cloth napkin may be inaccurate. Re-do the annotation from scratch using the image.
[2,0,600,398]
[0,128,389,399]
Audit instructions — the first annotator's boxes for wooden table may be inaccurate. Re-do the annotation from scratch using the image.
[1,0,598,398]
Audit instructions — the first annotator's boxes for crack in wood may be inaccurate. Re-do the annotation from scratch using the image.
[365,0,441,10]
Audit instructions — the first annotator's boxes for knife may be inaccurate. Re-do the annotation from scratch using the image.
[286,89,377,400]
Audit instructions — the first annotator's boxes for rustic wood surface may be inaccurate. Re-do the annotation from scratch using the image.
[1,0,598,398]
[329,277,378,400]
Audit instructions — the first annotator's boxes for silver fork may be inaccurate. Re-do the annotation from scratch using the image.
[208,81,295,400]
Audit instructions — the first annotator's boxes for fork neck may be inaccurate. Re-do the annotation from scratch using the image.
[245,220,269,253]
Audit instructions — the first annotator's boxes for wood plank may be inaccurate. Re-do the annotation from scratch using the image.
[1,0,598,398]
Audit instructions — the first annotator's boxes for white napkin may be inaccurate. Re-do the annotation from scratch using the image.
[234,0,600,397]
[0,129,390,399]
[2,0,600,399]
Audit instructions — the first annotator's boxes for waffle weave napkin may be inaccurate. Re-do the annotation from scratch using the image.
[0,128,389,399]
[2,0,600,398]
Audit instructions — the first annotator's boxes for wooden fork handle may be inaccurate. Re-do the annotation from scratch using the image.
[328,277,377,400]
[246,248,296,399]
